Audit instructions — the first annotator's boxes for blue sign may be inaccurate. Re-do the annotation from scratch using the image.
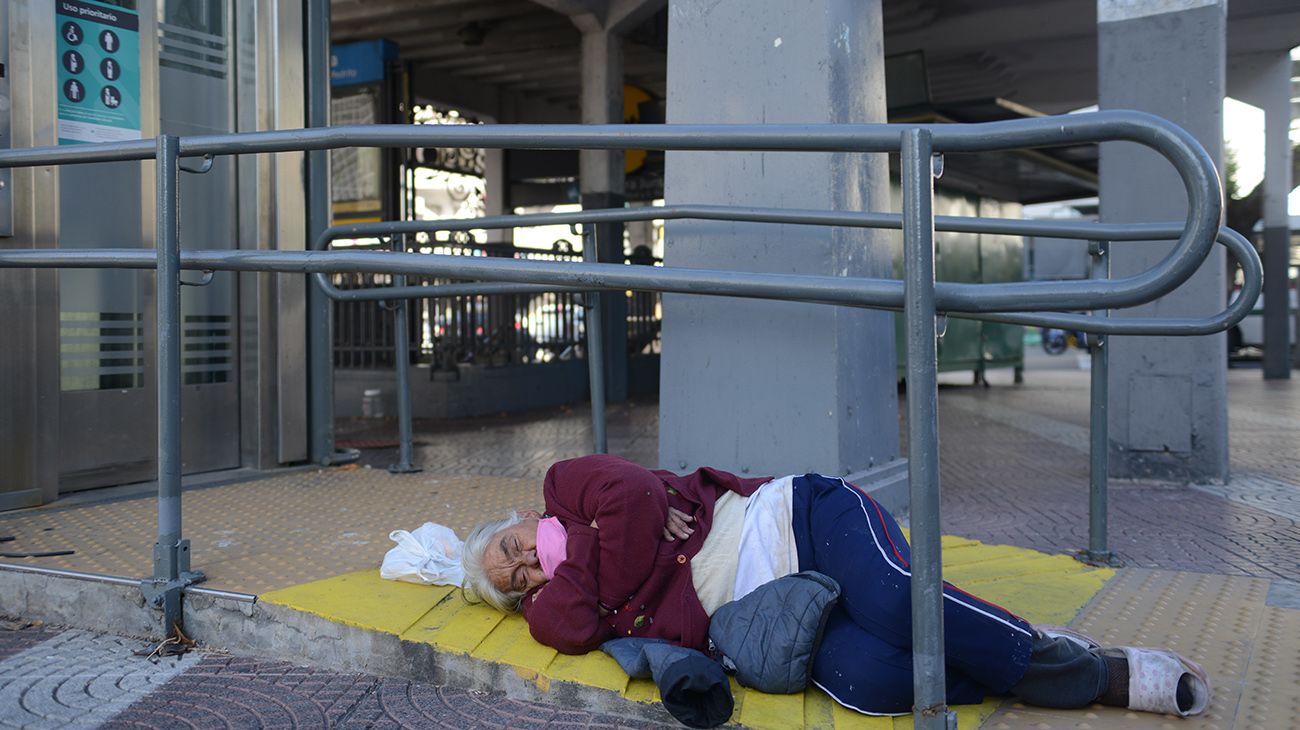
[331,40,398,87]
[56,0,141,145]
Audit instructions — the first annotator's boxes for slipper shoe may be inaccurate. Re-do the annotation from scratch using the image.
[1101,646,1211,717]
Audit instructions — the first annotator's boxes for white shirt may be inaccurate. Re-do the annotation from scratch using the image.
[691,476,799,616]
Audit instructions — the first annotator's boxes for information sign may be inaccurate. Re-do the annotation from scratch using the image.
[56,0,140,145]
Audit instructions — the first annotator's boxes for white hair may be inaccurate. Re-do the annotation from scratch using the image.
[461,511,526,613]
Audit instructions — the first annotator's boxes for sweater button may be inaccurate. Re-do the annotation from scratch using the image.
[676,554,687,564]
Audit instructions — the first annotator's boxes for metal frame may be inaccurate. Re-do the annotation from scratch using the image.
[308,206,1256,478]
[0,111,1256,729]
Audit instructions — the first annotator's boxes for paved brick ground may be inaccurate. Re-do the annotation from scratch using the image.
[0,628,201,729]
[928,367,1300,581]
[0,621,54,664]
[9,363,1283,591]
[342,365,1300,582]
[337,399,660,478]
[0,622,675,730]
[3,361,1296,729]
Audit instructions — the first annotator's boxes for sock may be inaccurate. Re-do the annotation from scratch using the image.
[1096,654,1129,707]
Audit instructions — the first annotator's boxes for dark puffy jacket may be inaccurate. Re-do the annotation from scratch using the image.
[708,571,841,694]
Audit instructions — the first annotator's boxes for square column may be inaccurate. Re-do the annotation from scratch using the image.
[1247,54,1294,379]
[661,0,900,478]
[1099,0,1228,481]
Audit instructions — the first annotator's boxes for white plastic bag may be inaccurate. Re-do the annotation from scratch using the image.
[379,522,465,586]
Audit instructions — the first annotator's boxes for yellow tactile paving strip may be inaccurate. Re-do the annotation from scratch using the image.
[987,569,1297,729]
[263,534,1114,729]
[1237,607,1300,730]
[0,467,544,594]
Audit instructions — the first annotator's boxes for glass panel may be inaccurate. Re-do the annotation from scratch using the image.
[60,311,145,390]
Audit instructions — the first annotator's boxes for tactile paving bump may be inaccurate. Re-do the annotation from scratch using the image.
[265,534,1112,730]
[1236,606,1300,730]
[985,568,1271,729]
[0,468,543,595]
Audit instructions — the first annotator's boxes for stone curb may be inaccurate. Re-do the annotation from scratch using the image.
[0,568,681,725]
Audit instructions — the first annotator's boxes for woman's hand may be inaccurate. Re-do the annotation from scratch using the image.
[662,507,695,541]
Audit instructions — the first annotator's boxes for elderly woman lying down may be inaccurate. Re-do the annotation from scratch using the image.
[461,454,1208,718]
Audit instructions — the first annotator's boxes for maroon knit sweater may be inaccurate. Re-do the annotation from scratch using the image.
[519,454,770,654]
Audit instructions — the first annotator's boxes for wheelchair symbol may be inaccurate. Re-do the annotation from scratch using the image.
[62,22,83,46]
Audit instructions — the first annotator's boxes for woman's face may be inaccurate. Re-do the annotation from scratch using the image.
[482,510,548,594]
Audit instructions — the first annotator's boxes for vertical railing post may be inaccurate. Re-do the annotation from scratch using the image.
[306,0,344,466]
[1085,240,1118,566]
[147,134,202,635]
[581,225,608,454]
[902,129,952,730]
[389,236,420,473]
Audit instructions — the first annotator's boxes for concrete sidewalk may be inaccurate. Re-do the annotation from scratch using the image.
[1,364,1298,728]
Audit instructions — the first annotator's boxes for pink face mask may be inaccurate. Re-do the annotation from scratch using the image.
[535,516,568,580]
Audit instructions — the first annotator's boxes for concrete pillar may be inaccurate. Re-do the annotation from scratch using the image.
[1098,0,1228,481]
[661,0,901,479]
[1258,54,1293,379]
[580,28,628,402]
[1228,52,1295,377]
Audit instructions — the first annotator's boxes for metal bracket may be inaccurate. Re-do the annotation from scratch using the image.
[179,270,215,287]
[931,153,945,179]
[179,155,214,175]
[1077,549,1122,568]
[141,539,207,631]
[915,704,957,730]
[139,571,208,608]
[326,447,362,466]
[1088,239,1109,258]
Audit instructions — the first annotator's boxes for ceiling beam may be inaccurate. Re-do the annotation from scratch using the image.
[342,19,570,58]
[527,0,606,32]
[885,0,1093,56]
[527,0,663,35]
[331,0,485,24]
[480,57,662,86]
[423,49,578,75]
[332,3,539,43]
[398,23,578,62]
[1226,11,1300,55]
[606,0,665,35]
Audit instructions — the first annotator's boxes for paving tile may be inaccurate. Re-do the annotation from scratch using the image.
[925,370,1300,583]
[986,568,1270,729]
[0,621,57,664]
[0,629,200,730]
[3,365,1299,728]
[334,678,676,730]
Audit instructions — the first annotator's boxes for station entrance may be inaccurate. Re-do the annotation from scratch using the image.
[1,0,308,508]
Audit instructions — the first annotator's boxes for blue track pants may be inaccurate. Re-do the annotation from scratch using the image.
[791,473,1037,715]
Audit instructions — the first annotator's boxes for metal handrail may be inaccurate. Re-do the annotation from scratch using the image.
[307,206,1258,336]
[0,111,1221,315]
[0,112,1243,729]
[302,209,1255,470]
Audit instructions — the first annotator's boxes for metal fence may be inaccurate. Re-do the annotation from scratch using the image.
[0,112,1257,730]
[330,235,660,370]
